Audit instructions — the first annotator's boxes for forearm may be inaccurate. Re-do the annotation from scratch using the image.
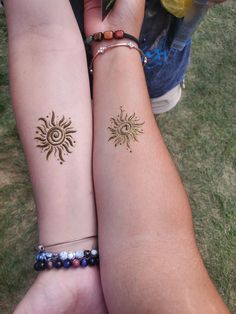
[93,46,193,245]
[6,1,96,249]
[93,45,229,313]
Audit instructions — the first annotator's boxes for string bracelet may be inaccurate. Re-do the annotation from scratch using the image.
[89,41,148,74]
[34,248,99,271]
[86,30,140,47]
[38,235,96,251]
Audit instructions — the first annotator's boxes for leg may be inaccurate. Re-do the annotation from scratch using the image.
[151,84,182,114]
[5,0,107,313]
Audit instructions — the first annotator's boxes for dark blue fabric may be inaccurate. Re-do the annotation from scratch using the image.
[139,0,192,98]
[142,37,191,98]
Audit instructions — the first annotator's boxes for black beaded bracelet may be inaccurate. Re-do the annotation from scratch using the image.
[34,249,99,271]
[86,30,140,47]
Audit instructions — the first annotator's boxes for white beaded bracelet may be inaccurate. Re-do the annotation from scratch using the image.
[89,41,148,74]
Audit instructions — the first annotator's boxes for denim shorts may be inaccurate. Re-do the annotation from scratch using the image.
[142,35,191,98]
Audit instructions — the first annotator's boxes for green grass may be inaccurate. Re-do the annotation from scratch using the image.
[0,8,37,312]
[157,2,236,310]
[0,2,235,313]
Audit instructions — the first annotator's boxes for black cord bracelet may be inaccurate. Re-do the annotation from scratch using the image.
[86,30,140,47]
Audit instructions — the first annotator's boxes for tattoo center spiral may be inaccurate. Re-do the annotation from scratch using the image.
[34,111,77,164]
[108,106,144,152]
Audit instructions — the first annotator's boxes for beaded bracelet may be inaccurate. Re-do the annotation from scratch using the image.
[86,30,140,47]
[34,249,99,271]
[89,41,148,74]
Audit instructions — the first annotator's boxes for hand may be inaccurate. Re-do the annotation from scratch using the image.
[84,0,145,38]
[14,269,108,314]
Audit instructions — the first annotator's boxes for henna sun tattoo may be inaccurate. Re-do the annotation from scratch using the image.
[108,106,144,152]
[34,111,77,164]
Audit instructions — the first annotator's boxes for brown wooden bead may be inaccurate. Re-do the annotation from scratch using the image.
[104,31,114,40]
[93,32,103,41]
[114,30,124,39]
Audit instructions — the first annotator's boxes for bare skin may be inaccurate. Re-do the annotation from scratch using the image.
[84,0,230,313]
[14,268,106,314]
[5,0,107,313]
[5,0,229,312]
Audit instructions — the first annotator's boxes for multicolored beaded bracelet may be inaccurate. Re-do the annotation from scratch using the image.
[34,249,99,271]
[86,30,140,47]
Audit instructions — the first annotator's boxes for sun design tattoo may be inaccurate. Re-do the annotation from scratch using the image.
[108,106,144,152]
[34,111,77,164]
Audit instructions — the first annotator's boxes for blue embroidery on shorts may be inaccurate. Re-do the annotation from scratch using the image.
[145,49,168,66]
[142,35,177,68]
